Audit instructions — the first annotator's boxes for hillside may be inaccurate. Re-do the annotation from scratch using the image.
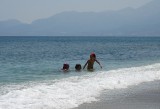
[0,0,160,36]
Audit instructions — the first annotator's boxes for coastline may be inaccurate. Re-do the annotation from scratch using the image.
[73,80,160,109]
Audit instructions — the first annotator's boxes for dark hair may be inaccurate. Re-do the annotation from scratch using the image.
[63,64,69,70]
[75,64,82,71]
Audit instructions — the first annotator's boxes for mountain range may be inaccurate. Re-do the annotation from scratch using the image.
[0,0,160,36]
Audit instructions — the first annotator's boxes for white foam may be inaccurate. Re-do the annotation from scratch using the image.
[0,63,160,109]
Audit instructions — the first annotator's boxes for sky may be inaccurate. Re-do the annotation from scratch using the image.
[0,0,152,23]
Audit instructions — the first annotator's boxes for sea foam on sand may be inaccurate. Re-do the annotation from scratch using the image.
[0,63,160,109]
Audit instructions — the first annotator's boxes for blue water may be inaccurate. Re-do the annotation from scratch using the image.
[1,36,160,109]
[0,36,160,84]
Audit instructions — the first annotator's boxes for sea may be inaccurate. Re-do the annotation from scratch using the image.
[0,36,160,109]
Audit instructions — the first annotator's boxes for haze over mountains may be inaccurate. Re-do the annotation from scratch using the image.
[0,0,160,36]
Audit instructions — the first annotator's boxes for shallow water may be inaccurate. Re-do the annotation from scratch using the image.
[0,36,160,109]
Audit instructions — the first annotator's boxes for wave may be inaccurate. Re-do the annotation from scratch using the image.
[0,63,160,109]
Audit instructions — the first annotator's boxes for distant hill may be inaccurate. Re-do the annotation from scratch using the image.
[0,0,160,36]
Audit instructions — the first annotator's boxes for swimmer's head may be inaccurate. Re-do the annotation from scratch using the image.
[75,64,82,71]
[90,52,96,59]
[62,64,69,70]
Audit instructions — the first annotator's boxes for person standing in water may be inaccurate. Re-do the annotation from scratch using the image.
[83,53,102,71]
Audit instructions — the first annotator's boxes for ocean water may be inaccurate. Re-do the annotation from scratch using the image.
[0,36,160,109]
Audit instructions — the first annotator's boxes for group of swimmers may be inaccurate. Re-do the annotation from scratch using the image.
[62,53,102,72]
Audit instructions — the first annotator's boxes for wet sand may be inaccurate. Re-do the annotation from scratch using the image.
[73,80,160,109]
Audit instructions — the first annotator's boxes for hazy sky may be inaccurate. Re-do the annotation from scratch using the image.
[0,0,152,23]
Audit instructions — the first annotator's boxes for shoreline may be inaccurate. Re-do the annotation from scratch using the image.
[73,80,160,109]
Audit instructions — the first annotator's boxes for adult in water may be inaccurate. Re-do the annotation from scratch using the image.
[83,53,102,71]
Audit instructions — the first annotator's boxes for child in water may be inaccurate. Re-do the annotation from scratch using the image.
[83,53,102,71]
[75,64,82,71]
[62,63,69,72]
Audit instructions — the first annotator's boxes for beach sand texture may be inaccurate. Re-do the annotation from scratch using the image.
[73,81,160,109]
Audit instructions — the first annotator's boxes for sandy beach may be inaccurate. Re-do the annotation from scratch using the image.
[73,80,160,109]
[1,37,160,109]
